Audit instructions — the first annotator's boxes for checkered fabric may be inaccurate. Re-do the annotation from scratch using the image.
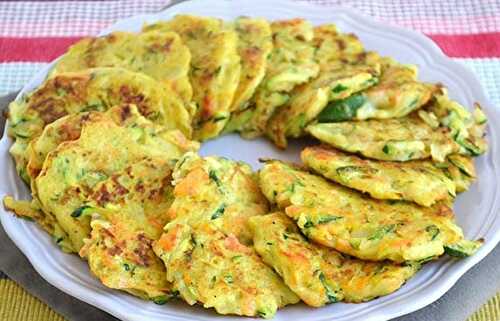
[0,0,499,106]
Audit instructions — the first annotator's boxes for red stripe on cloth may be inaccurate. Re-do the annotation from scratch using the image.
[0,33,499,62]
[427,33,500,58]
[0,37,83,62]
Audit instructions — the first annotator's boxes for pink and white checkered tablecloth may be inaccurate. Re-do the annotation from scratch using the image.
[0,0,499,109]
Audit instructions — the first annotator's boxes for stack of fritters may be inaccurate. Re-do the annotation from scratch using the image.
[3,14,487,319]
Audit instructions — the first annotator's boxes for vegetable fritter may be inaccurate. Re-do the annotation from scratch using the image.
[154,222,299,318]
[230,17,272,112]
[34,110,197,251]
[167,152,269,245]
[419,89,488,157]
[250,213,418,306]
[144,15,241,141]
[50,31,194,110]
[80,215,174,300]
[8,67,192,182]
[301,145,456,206]
[266,24,381,148]
[316,57,437,122]
[307,113,458,162]
[258,160,481,262]
[228,18,319,137]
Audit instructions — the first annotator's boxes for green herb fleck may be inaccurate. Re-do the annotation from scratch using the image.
[417,256,436,264]
[211,203,226,220]
[257,309,272,318]
[303,219,314,228]
[332,84,348,93]
[213,115,227,122]
[318,271,339,303]
[152,295,169,305]
[71,205,91,218]
[317,215,343,224]
[408,98,419,109]
[224,275,233,284]
[368,224,396,241]
[286,180,305,193]
[209,170,222,187]
[425,225,440,241]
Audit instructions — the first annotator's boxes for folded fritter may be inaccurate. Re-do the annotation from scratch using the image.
[266,24,381,148]
[230,17,272,112]
[144,15,241,141]
[80,216,173,301]
[307,113,458,162]
[33,112,197,252]
[250,213,418,306]
[8,67,192,182]
[259,160,481,262]
[301,146,456,206]
[228,18,319,137]
[153,222,299,318]
[316,57,436,122]
[167,152,269,245]
[50,31,194,111]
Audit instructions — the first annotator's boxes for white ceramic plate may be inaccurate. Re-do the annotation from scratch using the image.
[1,1,499,320]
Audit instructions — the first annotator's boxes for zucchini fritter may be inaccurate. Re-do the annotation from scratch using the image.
[228,18,319,137]
[259,160,480,262]
[79,154,187,300]
[144,15,241,141]
[50,31,194,110]
[230,17,272,112]
[266,24,381,148]
[307,90,487,162]
[250,213,418,306]
[8,67,192,182]
[34,110,197,252]
[26,111,107,181]
[80,215,173,300]
[26,104,196,182]
[437,154,477,193]
[3,196,73,252]
[420,90,488,157]
[301,146,456,206]
[316,57,436,122]
[167,152,269,245]
[307,113,458,162]
[153,222,299,318]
